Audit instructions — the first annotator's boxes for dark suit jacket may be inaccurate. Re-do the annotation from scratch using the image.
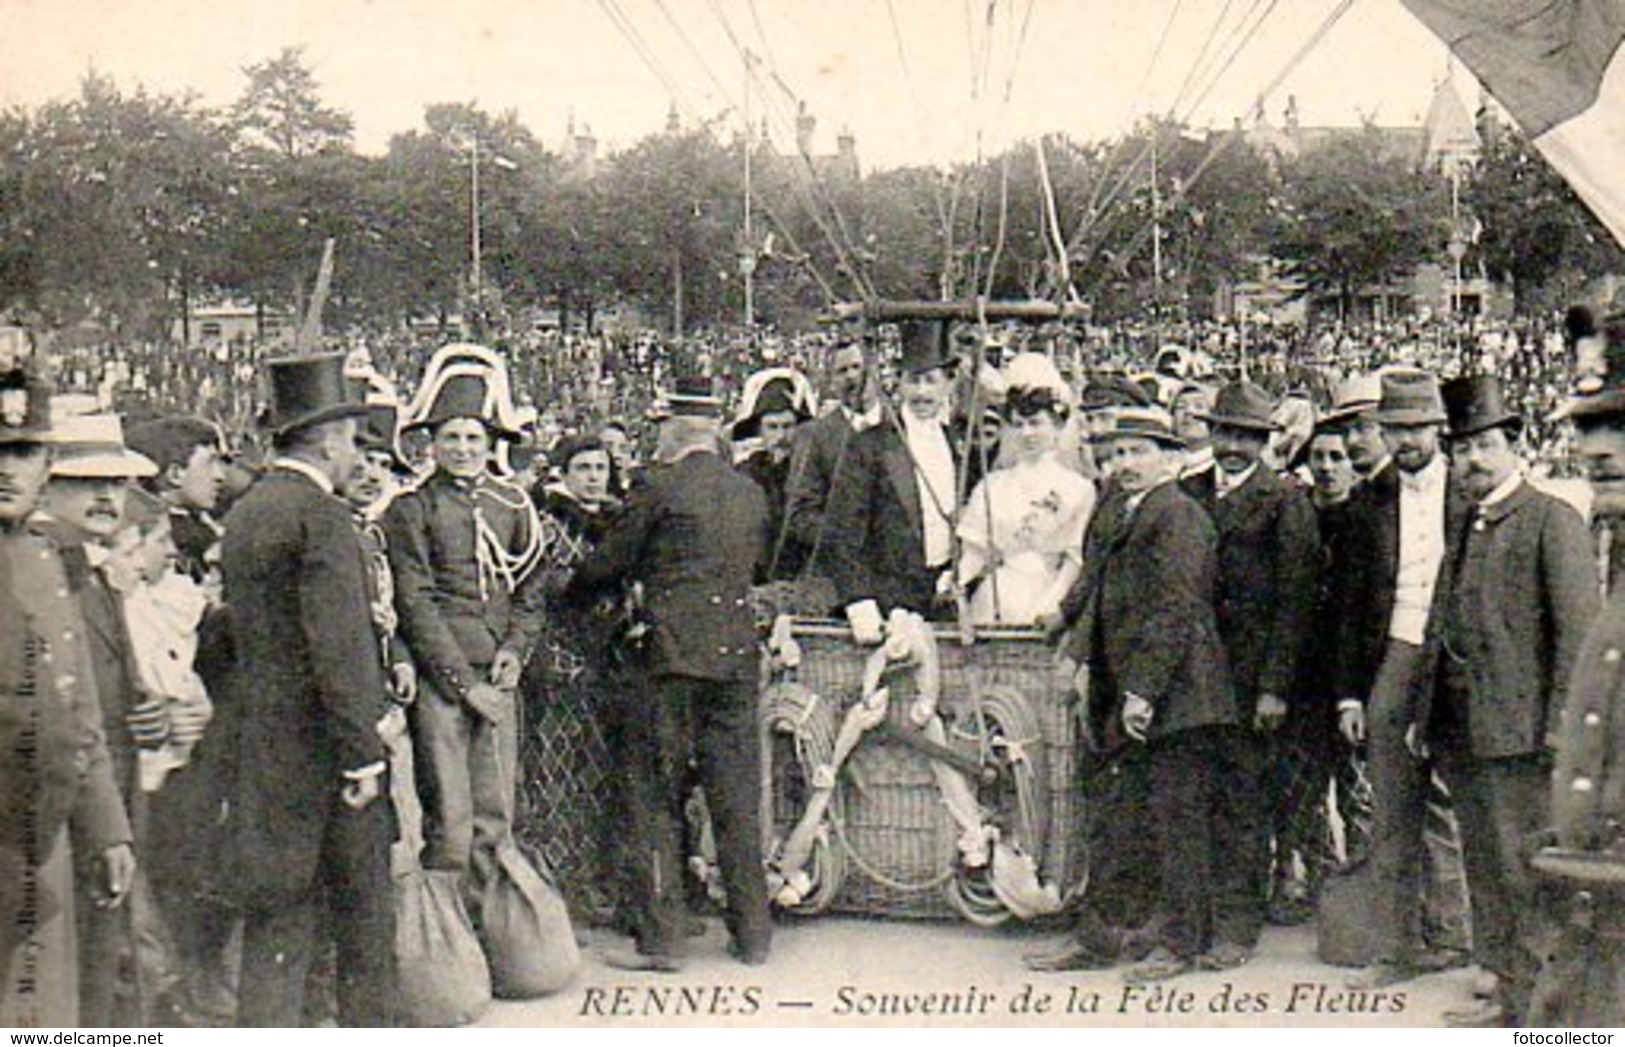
[784,408,858,579]
[1329,461,1471,708]
[1184,467,1320,702]
[1066,480,1237,749]
[51,541,142,802]
[220,468,391,910]
[822,411,963,615]
[567,450,768,682]
[1429,480,1599,757]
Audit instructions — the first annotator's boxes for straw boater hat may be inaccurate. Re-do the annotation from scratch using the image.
[648,375,724,422]
[1196,381,1279,432]
[1441,375,1522,441]
[1319,372,1384,429]
[47,412,157,479]
[1098,406,1186,448]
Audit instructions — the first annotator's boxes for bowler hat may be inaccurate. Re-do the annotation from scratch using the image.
[48,412,157,479]
[1442,375,1522,441]
[1197,381,1279,432]
[0,367,51,446]
[263,353,369,437]
[1099,406,1185,448]
[1078,374,1152,412]
[896,320,955,375]
[1374,369,1447,427]
[1553,307,1625,421]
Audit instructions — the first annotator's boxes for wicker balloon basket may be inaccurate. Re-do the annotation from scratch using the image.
[763,619,1086,922]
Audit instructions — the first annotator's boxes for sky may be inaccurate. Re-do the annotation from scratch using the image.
[0,0,1470,169]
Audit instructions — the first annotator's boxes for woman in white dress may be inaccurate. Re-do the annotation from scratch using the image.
[956,354,1096,627]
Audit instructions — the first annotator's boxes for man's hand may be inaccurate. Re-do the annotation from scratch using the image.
[341,773,382,810]
[95,843,136,909]
[1338,702,1366,746]
[1122,692,1154,742]
[465,682,507,723]
[1253,693,1288,732]
[377,706,409,746]
[490,649,523,690]
[391,661,418,705]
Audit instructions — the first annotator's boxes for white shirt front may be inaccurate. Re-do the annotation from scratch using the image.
[1214,462,1259,499]
[901,411,956,568]
[1390,455,1448,645]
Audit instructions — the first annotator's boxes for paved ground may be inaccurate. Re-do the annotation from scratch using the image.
[479,917,1478,1028]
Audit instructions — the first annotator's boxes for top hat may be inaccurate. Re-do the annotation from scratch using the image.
[1197,380,1279,432]
[0,367,51,446]
[1442,375,1522,440]
[1098,406,1186,448]
[263,353,369,437]
[1374,369,1447,427]
[1553,308,1625,421]
[47,412,157,479]
[730,376,810,440]
[896,320,955,375]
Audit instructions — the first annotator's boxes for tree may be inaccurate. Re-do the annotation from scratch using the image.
[232,47,353,160]
[1269,127,1451,316]
[1466,114,1625,312]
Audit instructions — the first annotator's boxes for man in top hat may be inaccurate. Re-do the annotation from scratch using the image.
[1180,380,1320,968]
[732,370,814,582]
[784,338,877,608]
[1420,375,1599,1026]
[1330,368,1474,988]
[565,375,773,971]
[219,353,397,1026]
[36,410,165,1026]
[824,320,968,640]
[1,367,134,1027]
[1032,407,1238,980]
[382,358,544,912]
[1525,306,1625,1027]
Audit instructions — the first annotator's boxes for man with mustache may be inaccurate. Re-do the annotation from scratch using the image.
[1331,369,1472,989]
[38,411,169,1026]
[1,367,134,1027]
[1421,375,1597,1027]
[824,321,966,639]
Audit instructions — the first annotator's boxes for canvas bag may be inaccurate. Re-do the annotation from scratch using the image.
[389,730,491,1027]
[478,838,580,998]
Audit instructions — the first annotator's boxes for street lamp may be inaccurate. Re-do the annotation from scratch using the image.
[465,135,517,311]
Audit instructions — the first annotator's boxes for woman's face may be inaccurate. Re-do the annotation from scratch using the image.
[1003,408,1061,460]
[563,449,612,505]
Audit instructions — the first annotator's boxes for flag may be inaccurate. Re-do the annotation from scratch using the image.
[1401,1,1625,248]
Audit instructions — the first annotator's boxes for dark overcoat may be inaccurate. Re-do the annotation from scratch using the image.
[1429,480,1598,757]
[821,412,962,615]
[1068,480,1238,749]
[567,449,767,682]
[219,469,391,910]
[1186,467,1321,701]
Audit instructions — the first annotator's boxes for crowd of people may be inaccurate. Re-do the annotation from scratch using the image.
[3,301,1623,1029]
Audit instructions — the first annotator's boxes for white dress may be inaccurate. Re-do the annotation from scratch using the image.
[957,453,1096,626]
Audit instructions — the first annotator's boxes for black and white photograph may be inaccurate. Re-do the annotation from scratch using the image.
[2,0,1624,1031]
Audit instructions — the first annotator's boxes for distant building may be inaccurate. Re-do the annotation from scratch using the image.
[170,299,291,349]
